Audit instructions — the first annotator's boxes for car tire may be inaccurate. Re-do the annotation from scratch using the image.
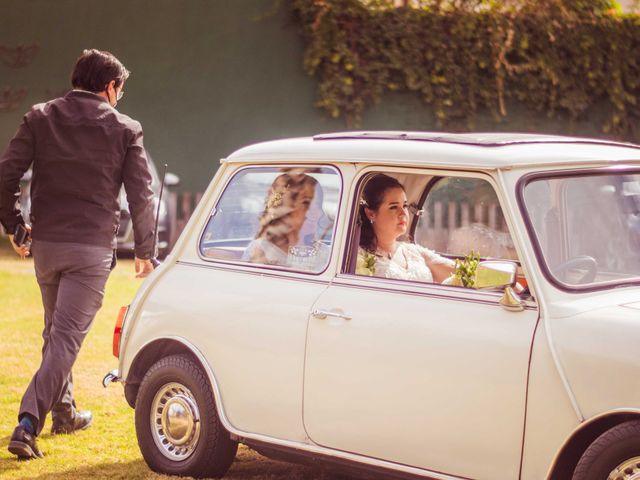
[572,420,640,480]
[135,354,238,478]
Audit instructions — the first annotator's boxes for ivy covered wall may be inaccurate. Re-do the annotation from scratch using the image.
[292,0,640,140]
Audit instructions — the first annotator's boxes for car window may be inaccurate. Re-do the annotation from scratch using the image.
[200,166,340,273]
[416,177,518,261]
[523,172,640,288]
[349,172,519,286]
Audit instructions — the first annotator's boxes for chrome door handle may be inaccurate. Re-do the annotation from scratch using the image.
[311,309,352,321]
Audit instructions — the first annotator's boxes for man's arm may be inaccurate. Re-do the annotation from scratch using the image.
[0,115,34,234]
[122,122,156,263]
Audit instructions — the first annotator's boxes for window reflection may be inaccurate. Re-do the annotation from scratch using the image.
[200,166,340,273]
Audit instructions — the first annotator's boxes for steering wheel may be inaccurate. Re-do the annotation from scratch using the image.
[551,255,598,284]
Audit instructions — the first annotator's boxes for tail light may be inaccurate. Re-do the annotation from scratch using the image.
[113,305,129,358]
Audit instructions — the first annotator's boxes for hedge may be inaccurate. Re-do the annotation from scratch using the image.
[290,0,640,139]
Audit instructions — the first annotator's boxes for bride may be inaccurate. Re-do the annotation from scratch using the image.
[357,174,455,283]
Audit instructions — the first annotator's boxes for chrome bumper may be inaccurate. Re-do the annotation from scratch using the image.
[102,369,121,388]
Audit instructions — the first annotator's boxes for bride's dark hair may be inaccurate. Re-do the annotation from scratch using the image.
[359,174,404,251]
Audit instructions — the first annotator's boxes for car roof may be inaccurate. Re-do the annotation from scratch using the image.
[225,131,640,170]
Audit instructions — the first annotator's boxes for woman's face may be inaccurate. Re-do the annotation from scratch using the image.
[287,183,315,230]
[368,187,409,242]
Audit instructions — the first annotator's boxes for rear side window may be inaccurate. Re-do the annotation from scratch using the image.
[415,177,518,261]
[199,166,341,273]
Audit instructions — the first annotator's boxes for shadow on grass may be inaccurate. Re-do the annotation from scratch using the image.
[0,458,151,480]
[0,455,356,480]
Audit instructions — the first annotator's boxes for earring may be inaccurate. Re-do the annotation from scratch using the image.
[369,218,375,225]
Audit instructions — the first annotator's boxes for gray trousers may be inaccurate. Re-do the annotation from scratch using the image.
[19,240,112,436]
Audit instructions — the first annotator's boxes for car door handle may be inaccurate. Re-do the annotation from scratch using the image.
[311,308,352,321]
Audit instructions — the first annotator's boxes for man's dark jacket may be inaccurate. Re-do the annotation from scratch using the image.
[0,90,155,259]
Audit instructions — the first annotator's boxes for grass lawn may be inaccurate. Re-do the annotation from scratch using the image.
[0,242,342,480]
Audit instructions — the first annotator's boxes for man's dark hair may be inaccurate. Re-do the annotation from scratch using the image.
[71,49,130,93]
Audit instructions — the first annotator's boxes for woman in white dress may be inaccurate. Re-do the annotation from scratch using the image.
[243,171,328,269]
[356,174,455,283]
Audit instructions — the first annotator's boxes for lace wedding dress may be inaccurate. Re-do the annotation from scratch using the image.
[357,242,454,282]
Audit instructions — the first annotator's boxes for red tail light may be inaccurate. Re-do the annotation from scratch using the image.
[113,306,129,358]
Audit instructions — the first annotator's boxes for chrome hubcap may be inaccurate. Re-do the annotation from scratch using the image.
[609,457,640,480]
[151,382,201,460]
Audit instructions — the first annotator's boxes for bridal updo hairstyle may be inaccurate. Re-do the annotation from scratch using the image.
[359,174,405,251]
[256,172,319,250]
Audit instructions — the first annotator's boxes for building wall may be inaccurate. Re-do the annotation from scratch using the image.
[0,0,625,192]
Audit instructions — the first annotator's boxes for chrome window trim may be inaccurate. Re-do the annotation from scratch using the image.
[333,273,537,310]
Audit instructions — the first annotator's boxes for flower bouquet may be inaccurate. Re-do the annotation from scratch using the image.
[444,251,480,287]
[356,251,377,276]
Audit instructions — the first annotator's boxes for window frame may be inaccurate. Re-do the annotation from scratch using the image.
[196,163,344,276]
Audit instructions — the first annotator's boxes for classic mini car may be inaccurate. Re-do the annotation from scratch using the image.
[104,132,640,480]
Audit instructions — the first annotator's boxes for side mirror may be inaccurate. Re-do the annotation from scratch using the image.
[474,261,517,290]
[164,172,180,187]
[474,261,524,312]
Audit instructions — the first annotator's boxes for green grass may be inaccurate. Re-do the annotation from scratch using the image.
[0,242,343,480]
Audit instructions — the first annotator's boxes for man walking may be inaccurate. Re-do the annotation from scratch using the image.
[0,49,156,459]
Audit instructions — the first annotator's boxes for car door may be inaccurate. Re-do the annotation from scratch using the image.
[187,164,344,441]
[303,169,539,480]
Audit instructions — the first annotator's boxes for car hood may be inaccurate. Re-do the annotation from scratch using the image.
[547,285,640,319]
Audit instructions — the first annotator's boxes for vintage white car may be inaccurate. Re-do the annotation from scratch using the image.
[104,132,640,480]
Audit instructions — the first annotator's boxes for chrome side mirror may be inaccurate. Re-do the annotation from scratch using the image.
[474,261,517,289]
[474,261,524,312]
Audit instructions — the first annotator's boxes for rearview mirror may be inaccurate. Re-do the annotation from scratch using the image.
[474,261,517,290]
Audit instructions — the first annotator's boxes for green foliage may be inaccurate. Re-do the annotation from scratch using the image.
[453,250,481,287]
[290,0,640,139]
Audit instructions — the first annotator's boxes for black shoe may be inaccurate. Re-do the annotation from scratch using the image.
[51,410,93,434]
[8,425,44,460]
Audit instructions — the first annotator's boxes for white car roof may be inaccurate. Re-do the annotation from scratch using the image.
[225,131,640,170]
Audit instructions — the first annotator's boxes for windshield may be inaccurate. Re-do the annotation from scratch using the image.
[522,171,640,289]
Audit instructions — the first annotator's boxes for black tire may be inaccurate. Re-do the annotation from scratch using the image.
[135,354,238,478]
[572,420,640,480]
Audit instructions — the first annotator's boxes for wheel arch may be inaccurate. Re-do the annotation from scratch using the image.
[547,410,640,479]
[123,337,214,409]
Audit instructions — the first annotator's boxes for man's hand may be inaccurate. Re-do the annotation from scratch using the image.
[8,224,31,259]
[135,257,154,278]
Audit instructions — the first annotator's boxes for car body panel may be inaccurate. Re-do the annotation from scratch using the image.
[551,302,640,418]
[520,320,585,480]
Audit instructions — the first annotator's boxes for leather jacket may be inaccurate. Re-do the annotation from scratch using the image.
[0,90,155,259]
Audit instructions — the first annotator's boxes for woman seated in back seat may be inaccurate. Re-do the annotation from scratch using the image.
[243,171,329,269]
